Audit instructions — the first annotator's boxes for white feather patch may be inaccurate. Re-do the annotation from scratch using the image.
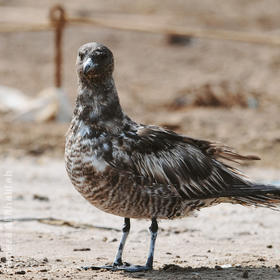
[78,121,91,137]
[82,154,108,172]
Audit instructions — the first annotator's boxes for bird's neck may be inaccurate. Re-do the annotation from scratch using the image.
[74,76,124,129]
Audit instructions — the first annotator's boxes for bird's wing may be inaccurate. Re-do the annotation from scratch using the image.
[108,125,260,200]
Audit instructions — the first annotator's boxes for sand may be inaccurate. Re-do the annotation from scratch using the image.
[1,0,280,279]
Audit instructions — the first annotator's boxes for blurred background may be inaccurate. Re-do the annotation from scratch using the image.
[1,1,280,278]
[0,0,280,166]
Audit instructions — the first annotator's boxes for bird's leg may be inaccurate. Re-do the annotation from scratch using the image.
[113,217,130,266]
[145,218,158,269]
[116,218,158,272]
[83,218,158,272]
[82,218,130,271]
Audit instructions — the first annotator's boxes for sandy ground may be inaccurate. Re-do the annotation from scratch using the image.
[1,0,280,279]
[1,0,280,167]
[0,157,280,280]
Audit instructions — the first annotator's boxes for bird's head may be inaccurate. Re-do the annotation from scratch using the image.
[76,42,114,82]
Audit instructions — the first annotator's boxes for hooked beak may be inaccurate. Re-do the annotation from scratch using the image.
[83,58,96,75]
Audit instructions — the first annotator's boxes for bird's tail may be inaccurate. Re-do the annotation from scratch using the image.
[221,184,280,209]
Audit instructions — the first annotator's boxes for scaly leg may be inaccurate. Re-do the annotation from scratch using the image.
[144,218,158,269]
[113,217,130,266]
[83,218,130,270]
[83,218,158,272]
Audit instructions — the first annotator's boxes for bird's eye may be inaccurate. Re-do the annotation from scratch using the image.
[79,52,85,60]
[99,52,107,59]
[96,50,107,59]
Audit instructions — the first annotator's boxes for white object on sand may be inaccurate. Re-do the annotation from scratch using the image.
[0,85,72,122]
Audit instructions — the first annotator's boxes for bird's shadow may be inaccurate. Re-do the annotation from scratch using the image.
[121,264,280,280]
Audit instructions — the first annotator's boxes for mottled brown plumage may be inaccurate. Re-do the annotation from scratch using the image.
[65,42,280,271]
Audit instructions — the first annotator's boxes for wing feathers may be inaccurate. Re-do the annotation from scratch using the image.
[183,137,260,163]
[108,125,259,200]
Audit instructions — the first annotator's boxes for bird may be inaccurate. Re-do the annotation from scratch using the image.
[65,42,280,272]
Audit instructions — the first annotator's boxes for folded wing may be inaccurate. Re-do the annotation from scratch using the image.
[108,124,259,200]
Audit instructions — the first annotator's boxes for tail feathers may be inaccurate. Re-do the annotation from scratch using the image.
[223,184,280,209]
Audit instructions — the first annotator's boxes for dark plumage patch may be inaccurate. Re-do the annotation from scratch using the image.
[65,42,280,222]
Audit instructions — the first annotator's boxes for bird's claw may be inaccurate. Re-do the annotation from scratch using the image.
[82,262,152,272]
[117,264,152,272]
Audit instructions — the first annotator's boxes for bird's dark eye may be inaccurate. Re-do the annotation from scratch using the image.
[79,52,85,60]
[96,50,107,59]
[101,52,108,59]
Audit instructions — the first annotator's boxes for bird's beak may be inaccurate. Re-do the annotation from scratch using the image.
[83,58,96,75]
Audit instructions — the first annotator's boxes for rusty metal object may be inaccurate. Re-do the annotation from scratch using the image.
[49,5,66,88]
